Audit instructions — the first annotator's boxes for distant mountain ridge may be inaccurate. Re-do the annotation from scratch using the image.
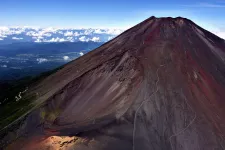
[0,27,124,44]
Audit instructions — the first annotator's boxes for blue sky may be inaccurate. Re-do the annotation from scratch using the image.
[0,0,225,32]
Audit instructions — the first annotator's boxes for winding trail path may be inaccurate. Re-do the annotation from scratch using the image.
[132,63,165,150]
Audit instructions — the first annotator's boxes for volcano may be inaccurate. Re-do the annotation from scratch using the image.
[1,16,225,150]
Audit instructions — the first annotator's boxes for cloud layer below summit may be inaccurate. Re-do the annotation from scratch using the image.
[0,27,124,43]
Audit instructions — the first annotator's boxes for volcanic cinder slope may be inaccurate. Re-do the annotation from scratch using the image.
[1,16,225,150]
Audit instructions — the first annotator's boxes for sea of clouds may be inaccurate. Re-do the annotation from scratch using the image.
[0,27,124,43]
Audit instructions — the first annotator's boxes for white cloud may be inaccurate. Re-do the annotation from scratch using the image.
[94,29,104,34]
[0,35,7,38]
[26,31,36,36]
[93,29,123,35]
[59,38,67,42]
[63,56,70,61]
[67,36,74,42]
[78,36,102,42]
[0,38,3,40]
[13,30,24,35]
[64,31,73,36]
[34,37,71,43]
[0,27,25,36]
[84,29,94,35]
[0,27,9,31]
[12,37,23,40]
[105,29,123,35]
[108,36,114,41]
[34,39,42,43]
[32,36,44,39]
[58,31,63,34]
[79,52,84,56]
[78,36,101,42]
[26,30,51,37]
[42,27,59,33]
[0,27,123,42]
[47,37,67,42]
[43,33,52,37]
[74,32,80,36]
[91,37,100,42]
[36,58,48,64]
[79,36,89,42]
[24,26,40,30]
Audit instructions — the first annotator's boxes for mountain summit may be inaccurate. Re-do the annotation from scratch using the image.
[1,16,225,150]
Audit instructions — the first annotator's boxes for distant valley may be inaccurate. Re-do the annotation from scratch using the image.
[0,42,103,80]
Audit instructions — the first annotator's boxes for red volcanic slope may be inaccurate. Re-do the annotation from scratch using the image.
[1,16,225,150]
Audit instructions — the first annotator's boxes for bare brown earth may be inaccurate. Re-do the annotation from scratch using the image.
[1,16,225,150]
